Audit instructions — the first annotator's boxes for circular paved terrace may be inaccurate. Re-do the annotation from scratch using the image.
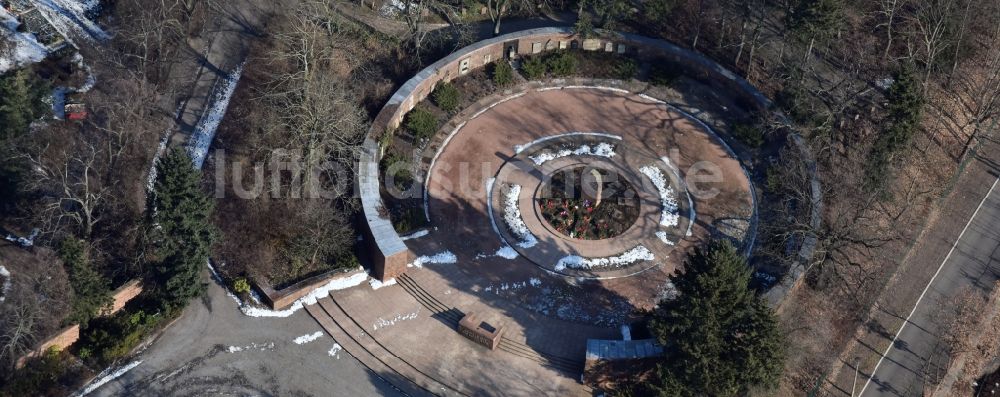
[408,85,755,324]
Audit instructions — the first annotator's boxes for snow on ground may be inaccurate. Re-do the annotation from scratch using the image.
[238,270,368,318]
[369,277,397,290]
[405,251,457,268]
[655,231,675,246]
[0,265,11,302]
[640,165,680,228]
[483,277,542,294]
[188,63,244,169]
[5,228,39,248]
[372,310,419,331]
[70,52,95,91]
[74,360,141,397]
[327,343,343,359]
[554,245,654,271]
[293,331,324,345]
[502,185,538,248]
[0,9,49,73]
[206,261,369,318]
[513,132,622,154]
[476,245,519,260]
[399,229,429,241]
[226,342,275,353]
[32,0,110,43]
[528,142,616,165]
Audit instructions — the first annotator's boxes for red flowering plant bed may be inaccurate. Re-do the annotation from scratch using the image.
[537,167,640,240]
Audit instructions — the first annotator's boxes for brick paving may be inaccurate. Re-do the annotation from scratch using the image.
[316,86,755,395]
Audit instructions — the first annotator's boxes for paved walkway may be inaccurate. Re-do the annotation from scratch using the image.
[90,273,398,396]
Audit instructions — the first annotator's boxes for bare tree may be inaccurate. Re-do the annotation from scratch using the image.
[907,0,958,95]
[877,0,906,60]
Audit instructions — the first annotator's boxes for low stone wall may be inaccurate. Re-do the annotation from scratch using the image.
[253,267,367,310]
[17,279,143,367]
[360,27,821,297]
[109,279,143,313]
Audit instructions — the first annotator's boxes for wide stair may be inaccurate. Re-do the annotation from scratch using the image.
[305,297,462,397]
[396,274,584,375]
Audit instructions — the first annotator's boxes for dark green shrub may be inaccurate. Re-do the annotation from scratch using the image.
[650,61,682,86]
[492,61,514,87]
[613,59,638,80]
[546,51,577,77]
[405,107,438,140]
[732,122,765,148]
[521,56,546,80]
[232,278,251,294]
[334,252,361,270]
[392,206,427,233]
[1,347,79,397]
[380,151,414,192]
[77,309,163,366]
[432,82,461,113]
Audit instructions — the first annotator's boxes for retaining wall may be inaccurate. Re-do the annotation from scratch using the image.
[361,27,821,301]
[253,267,367,310]
[17,279,143,367]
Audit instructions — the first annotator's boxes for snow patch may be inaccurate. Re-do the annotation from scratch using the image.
[483,278,542,294]
[0,9,49,73]
[0,266,10,302]
[501,185,537,248]
[32,0,109,44]
[74,360,141,396]
[640,165,680,228]
[554,246,654,271]
[226,342,274,353]
[513,132,622,154]
[369,277,397,290]
[528,142,616,165]
[293,332,324,345]
[400,229,428,241]
[5,228,39,248]
[327,343,343,359]
[406,251,457,268]
[188,63,244,169]
[223,266,368,318]
[482,245,520,260]
[373,310,419,331]
[655,231,675,246]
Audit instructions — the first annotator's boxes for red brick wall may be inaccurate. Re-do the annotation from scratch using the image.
[16,279,143,368]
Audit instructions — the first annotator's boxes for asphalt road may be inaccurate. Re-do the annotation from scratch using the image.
[85,273,399,397]
[860,176,1000,396]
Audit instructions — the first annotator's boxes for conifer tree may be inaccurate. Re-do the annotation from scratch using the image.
[149,149,216,307]
[59,237,112,327]
[651,240,785,396]
[0,69,51,140]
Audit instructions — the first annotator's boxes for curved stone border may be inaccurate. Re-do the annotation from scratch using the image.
[360,27,821,300]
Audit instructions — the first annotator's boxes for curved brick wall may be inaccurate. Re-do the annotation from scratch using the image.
[360,28,821,300]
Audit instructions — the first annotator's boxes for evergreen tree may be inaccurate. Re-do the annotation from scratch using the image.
[651,240,785,397]
[59,237,112,327]
[0,69,51,140]
[786,0,843,57]
[149,149,216,307]
[866,66,924,190]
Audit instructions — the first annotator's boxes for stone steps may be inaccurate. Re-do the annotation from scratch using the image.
[397,274,584,375]
[314,297,465,396]
[305,301,443,397]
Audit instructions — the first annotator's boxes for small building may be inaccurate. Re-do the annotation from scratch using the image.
[65,102,87,121]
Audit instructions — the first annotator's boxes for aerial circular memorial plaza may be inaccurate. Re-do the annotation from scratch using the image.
[327,28,788,396]
[418,85,754,318]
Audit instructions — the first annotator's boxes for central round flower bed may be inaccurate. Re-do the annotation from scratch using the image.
[537,166,640,240]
